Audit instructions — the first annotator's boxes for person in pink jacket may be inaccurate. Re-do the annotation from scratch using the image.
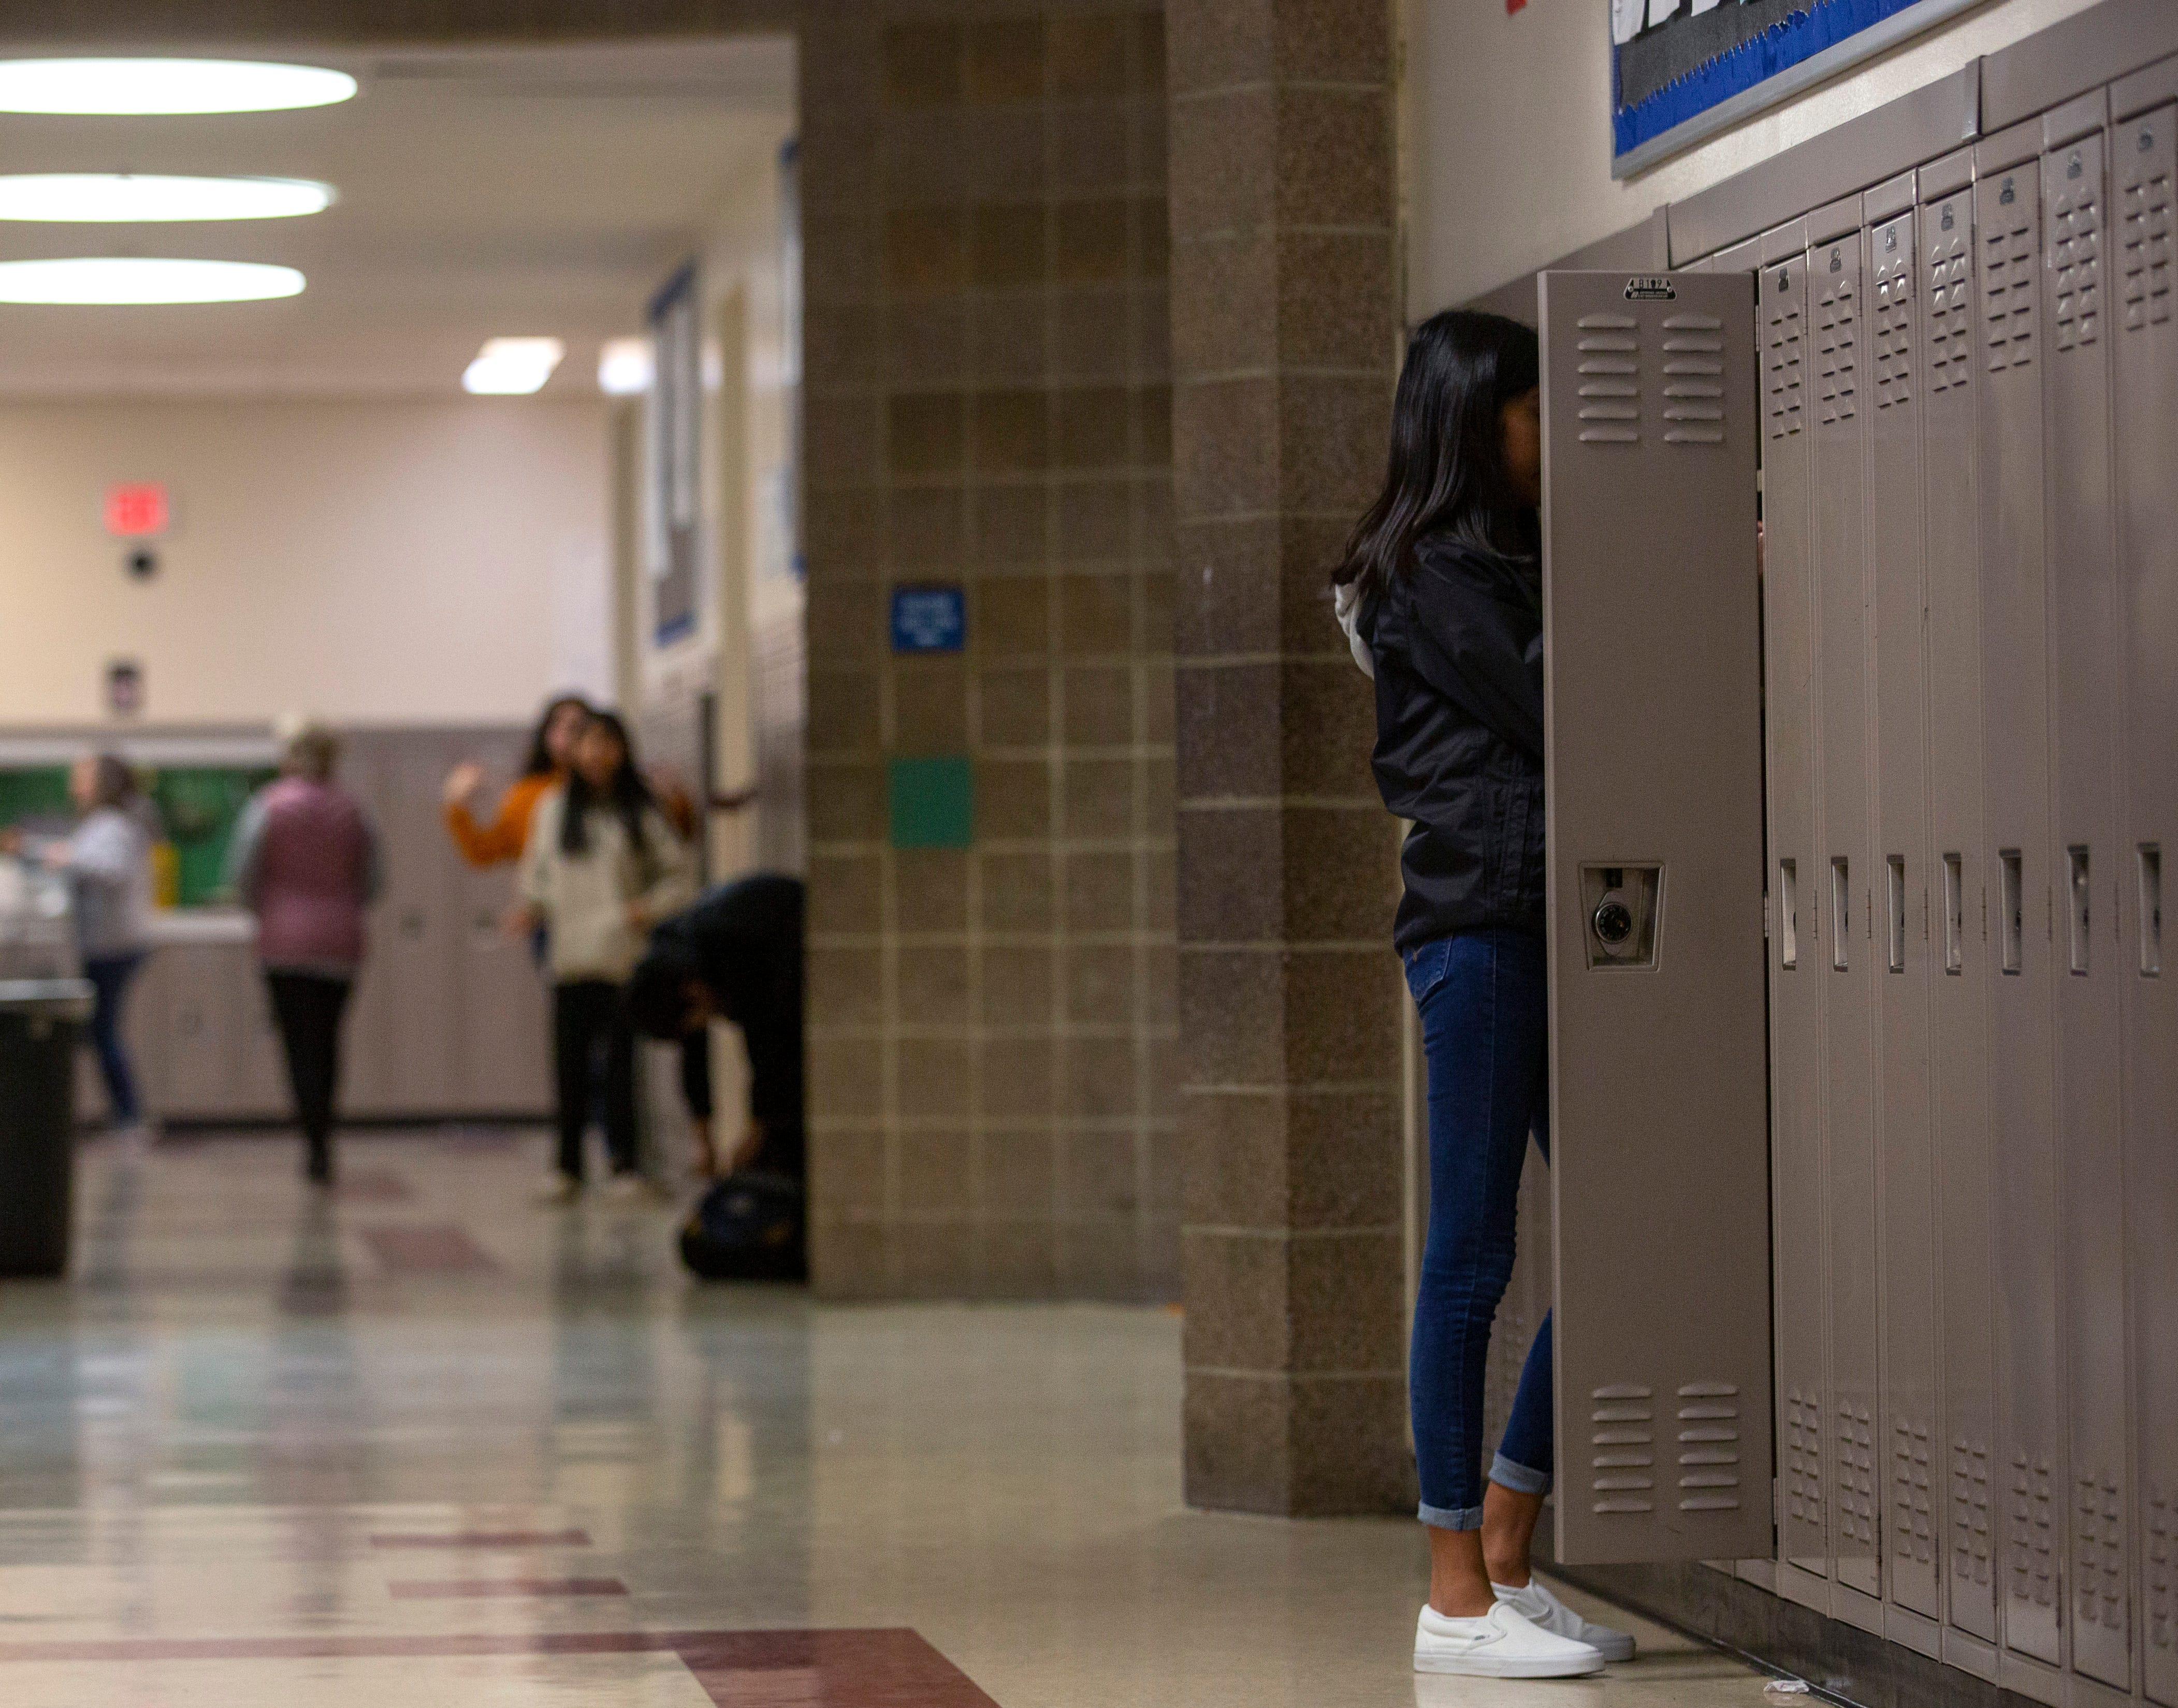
[226,719,381,1185]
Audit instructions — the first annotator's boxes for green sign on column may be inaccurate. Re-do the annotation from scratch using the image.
[887,755,973,850]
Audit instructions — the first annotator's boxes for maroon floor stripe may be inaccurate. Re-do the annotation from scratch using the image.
[386,1578,627,1599]
[356,1224,499,1275]
[0,1627,1002,1703]
[368,1530,592,1549]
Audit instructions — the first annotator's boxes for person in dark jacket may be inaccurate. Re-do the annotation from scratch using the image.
[626,874,804,1183]
[1335,311,1631,1680]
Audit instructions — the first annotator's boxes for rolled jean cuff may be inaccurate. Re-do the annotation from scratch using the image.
[1490,1452,1552,1497]
[1418,1499,1485,1531]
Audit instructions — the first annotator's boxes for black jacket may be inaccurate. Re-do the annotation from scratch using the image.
[648,873,805,1132]
[1357,534,1547,953]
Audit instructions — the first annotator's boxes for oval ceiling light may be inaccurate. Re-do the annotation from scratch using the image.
[0,174,334,223]
[0,58,356,116]
[0,257,304,304]
[463,337,564,396]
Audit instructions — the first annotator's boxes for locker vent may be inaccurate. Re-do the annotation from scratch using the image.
[2075,1470,2127,1636]
[2150,1484,2172,1654]
[1891,1415,1935,1567]
[1675,1381,1741,1511]
[1872,223,1914,412]
[1984,185,2037,372]
[1660,312,1725,444]
[1787,1388,1825,1530]
[2049,163,2103,352]
[2118,132,2171,332]
[1575,315,1640,443]
[1951,1438,1993,1588]
[1817,265,1857,424]
[2010,1451,2059,1612]
[1764,266,1805,438]
[1588,1383,1655,1513]
[1926,200,1973,392]
[1836,1400,1878,1552]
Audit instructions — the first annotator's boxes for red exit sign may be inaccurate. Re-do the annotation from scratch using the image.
[105,482,169,537]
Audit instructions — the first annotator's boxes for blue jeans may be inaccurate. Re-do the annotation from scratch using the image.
[83,953,146,1124]
[1406,929,1554,1530]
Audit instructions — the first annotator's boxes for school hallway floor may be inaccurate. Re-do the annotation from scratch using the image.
[0,1129,1779,1707]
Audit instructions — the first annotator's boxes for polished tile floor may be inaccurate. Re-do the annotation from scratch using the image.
[0,1130,1779,1706]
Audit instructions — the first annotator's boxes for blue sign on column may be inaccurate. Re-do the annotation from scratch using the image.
[890,583,966,653]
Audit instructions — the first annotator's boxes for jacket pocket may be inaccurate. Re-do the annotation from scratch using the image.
[1402,936,1453,1006]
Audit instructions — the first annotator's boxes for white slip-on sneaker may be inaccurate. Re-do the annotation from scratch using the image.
[1492,1578,1637,1663]
[1414,1601,1606,1677]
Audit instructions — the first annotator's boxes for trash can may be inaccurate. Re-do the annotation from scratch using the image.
[0,979,93,1278]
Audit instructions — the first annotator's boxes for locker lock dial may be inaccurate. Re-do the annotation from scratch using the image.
[1579,864,1662,969]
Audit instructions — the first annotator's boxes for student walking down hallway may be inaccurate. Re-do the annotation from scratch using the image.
[513,710,693,1202]
[228,720,381,1186]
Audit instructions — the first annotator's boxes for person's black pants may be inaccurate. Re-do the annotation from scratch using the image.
[266,971,352,1155]
[554,980,637,1181]
[680,1029,713,1122]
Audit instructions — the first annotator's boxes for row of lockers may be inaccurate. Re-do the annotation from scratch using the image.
[82,726,550,1123]
[1692,70,2173,1707]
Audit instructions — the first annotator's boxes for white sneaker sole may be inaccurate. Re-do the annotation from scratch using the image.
[1582,1631,1636,1663]
[1414,1647,1606,1678]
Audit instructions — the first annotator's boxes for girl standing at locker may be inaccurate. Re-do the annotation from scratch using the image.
[512,710,693,1201]
[1333,311,1634,1680]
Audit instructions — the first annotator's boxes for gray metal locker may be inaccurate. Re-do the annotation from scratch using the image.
[2040,96,2132,1694]
[374,732,461,1115]
[162,942,234,1117]
[1760,220,1835,1598]
[451,730,552,1114]
[1537,269,1773,1566]
[228,947,288,1119]
[1972,124,2067,1674]
[2113,90,2178,1708]
[1863,175,1942,1631]
[1917,148,2001,1655]
[332,729,394,1116]
[1809,198,1883,1613]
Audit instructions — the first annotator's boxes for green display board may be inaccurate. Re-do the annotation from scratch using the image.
[0,764,275,907]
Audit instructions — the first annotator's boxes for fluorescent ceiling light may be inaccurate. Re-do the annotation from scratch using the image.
[0,257,304,304]
[597,335,652,396]
[0,174,335,223]
[0,58,356,115]
[463,336,563,395]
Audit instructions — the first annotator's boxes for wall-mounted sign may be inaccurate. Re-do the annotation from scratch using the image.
[647,260,701,647]
[1610,0,1981,178]
[105,481,168,537]
[890,585,966,654]
[105,660,143,717]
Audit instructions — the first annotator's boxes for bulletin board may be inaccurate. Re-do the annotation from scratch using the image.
[1611,0,1983,177]
[0,764,273,908]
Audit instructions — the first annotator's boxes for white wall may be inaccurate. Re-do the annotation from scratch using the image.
[0,398,613,726]
[1409,0,2104,313]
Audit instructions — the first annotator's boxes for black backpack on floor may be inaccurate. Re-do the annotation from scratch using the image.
[678,1170,806,1281]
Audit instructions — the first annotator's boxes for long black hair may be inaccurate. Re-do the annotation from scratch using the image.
[560,709,655,859]
[1332,310,1540,600]
[522,693,593,779]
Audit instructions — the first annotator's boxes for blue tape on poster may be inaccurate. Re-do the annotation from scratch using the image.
[890,585,966,653]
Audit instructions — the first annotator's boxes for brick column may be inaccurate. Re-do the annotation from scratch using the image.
[1166,1,1409,1513]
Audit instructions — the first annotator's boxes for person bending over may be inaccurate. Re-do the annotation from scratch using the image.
[625,873,804,1184]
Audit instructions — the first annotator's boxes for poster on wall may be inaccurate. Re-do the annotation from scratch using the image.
[648,259,701,646]
[1611,0,1983,178]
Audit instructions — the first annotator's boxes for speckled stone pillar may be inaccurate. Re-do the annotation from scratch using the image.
[1166,0,1410,1514]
